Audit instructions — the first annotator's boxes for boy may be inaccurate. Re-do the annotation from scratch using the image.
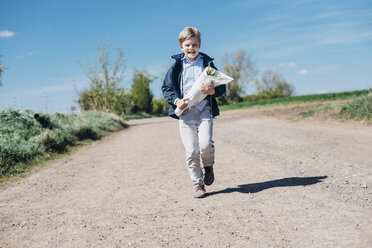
[162,27,226,198]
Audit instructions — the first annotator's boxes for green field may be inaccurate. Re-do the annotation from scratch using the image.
[220,89,370,111]
[221,88,372,123]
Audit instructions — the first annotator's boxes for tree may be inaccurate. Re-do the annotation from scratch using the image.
[131,70,153,113]
[113,88,135,115]
[255,69,294,99]
[152,97,168,115]
[77,90,93,111]
[220,50,257,104]
[78,39,125,112]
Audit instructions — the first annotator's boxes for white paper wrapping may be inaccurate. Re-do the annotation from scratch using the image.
[175,66,234,117]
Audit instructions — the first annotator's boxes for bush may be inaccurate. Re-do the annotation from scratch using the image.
[78,39,126,114]
[255,69,294,99]
[0,109,126,177]
[152,98,168,115]
[113,88,135,115]
[0,110,44,175]
[242,94,257,102]
[131,70,153,113]
[339,92,372,120]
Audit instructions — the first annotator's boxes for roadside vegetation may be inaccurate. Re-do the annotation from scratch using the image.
[220,89,369,111]
[0,109,126,179]
[77,39,169,118]
[299,90,372,123]
[338,91,372,120]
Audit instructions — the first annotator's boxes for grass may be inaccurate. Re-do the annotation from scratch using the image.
[220,89,369,111]
[0,109,127,179]
[0,140,89,187]
[299,91,372,123]
[338,92,372,120]
[124,112,167,120]
[298,104,342,118]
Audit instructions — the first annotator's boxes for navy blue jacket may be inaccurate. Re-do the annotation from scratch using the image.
[161,52,226,119]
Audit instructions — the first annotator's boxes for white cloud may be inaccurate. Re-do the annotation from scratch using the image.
[315,64,341,74]
[261,43,312,59]
[318,90,327,94]
[288,62,297,68]
[0,30,16,38]
[279,62,297,67]
[297,69,308,74]
[319,31,372,45]
[15,52,34,60]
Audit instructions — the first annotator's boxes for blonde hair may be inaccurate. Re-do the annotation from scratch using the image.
[178,27,201,47]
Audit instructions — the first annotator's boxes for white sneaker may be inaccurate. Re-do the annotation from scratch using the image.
[193,184,206,198]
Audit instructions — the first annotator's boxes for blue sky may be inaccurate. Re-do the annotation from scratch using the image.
[1,0,372,113]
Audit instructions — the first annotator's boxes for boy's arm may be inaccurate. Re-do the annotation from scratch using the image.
[161,66,179,106]
[212,84,226,98]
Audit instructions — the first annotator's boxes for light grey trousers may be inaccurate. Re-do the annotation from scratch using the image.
[179,104,215,187]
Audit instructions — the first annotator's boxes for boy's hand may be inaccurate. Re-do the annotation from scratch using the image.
[176,98,189,110]
[201,81,215,95]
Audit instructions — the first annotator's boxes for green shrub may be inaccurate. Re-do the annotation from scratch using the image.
[0,109,126,177]
[131,70,153,113]
[338,92,372,120]
[242,94,257,102]
[0,110,44,175]
[152,98,168,115]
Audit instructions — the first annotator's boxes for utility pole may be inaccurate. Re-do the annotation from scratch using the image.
[19,98,23,111]
[44,91,47,113]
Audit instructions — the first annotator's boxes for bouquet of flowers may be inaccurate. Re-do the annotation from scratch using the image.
[175,66,234,116]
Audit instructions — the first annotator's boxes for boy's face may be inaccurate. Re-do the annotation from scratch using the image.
[181,37,200,62]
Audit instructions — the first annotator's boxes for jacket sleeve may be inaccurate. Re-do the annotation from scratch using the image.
[209,62,226,98]
[213,84,226,98]
[161,65,178,106]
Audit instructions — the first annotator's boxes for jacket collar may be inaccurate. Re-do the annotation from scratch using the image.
[181,54,202,64]
[171,52,214,63]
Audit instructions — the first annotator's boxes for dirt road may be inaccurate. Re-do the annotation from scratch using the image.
[1,106,371,247]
